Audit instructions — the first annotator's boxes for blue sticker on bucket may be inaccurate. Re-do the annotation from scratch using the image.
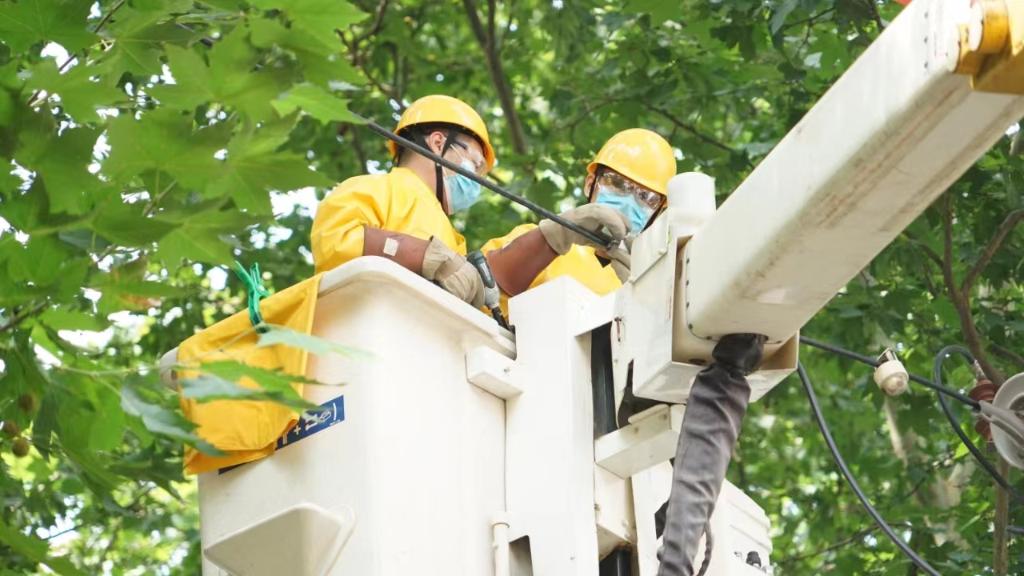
[218,395,345,474]
[277,395,346,449]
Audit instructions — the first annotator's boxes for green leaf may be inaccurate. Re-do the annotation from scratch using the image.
[258,324,364,359]
[26,60,124,122]
[39,308,106,331]
[180,373,314,411]
[155,227,233,266]
[87,384,126,451]
[251,0,366,50]
[271,83,360,124]
[249,17,363,86]
[770,0,800,35]
[622,0,676,25]
[0,518,85,576]
[153,28,291,121]
[102,6,195,75]
[120,382,221,454]
[148,45,216,110]
[7,235,70,286]
[0,0,95,55]
[15,125,104,215]
[196,360,317,399]
[202,115,320,213]
[103,108,229,190]
[31,391,59,459]
[91,201,180,246]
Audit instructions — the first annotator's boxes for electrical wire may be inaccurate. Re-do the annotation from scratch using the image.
[797,362,942,576]
[355,115,618,250]
[933,345,1024,504]
[800,336,1024,504]
[799,336,979,409]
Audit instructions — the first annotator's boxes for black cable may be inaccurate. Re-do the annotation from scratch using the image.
[933,346,1024,504]
[355,115,617,250]
[799,336,980,410]
[797,362,942,576]
[800,336,1024,504]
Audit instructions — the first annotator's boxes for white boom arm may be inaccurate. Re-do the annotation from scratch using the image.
[684,0,1024,343]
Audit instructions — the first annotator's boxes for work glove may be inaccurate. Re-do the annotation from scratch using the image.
[421,237,486,308]
[603,245,631,283]
[711,333,767,377]
[538,204,630,255]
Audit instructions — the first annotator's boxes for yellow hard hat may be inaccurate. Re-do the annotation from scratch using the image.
[587,129,676,195]
[389,95,495,170]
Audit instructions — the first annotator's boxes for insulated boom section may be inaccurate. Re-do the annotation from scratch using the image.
[683,0,1024,342]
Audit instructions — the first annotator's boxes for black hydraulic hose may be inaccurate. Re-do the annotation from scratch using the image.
[797,362,942,576]
[933,346,1024,504]
[799,336,980,410]
[355,115,618,250]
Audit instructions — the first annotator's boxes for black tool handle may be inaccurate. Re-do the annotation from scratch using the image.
[467,251,510,330]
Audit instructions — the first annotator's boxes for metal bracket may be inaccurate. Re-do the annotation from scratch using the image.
[955,0,1024,94]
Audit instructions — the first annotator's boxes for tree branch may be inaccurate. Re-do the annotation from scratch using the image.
[355,0,389,43]
[900,231,944,269]
[462,0,529,155]
[646,105,752,167]
[780,8,837,32]
[961,208,1024,292]
[0,301,48,335]
[939,197,1005,384]
[991,343,1024,371]
[862,0,886,31]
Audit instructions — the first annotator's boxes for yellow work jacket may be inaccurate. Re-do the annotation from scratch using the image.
[177,275,322,475]
[481,223,622,315]
[311,167,467,274]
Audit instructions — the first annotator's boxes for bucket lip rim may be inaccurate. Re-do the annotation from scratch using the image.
[317,256,514,345]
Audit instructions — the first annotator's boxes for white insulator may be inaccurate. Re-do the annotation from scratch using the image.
[874,350,909,396]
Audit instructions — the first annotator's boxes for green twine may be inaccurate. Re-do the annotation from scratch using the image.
[232,260,270,332]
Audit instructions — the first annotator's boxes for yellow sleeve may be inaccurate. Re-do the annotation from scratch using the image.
[312,176,388,274]
[480,223,539,255]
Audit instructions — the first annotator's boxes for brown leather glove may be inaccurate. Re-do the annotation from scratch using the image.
[421,237,486,308]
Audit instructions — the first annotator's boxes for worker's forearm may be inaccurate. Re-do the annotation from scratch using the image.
[362,227,429,275]
[486,228,558,296]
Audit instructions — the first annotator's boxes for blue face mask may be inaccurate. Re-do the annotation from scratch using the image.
[595,186,655,235]
[445,159,482,213]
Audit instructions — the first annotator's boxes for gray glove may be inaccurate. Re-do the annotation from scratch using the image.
[538,204,630,255]
[603,245,630,283]
[421,237,486,308]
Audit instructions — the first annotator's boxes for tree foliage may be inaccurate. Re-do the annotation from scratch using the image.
[0,0,1021,573]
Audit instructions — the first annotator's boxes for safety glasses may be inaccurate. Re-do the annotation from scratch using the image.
[595,169,664,211]
[449,138,488,176]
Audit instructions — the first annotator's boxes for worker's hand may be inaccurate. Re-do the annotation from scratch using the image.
[603,246,630,283]
[421,237,486,308]
[538,204,630,255]
[711,333,768,377]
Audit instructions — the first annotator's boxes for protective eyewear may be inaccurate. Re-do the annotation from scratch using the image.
[449,138,488,176]
[595,169,664,211]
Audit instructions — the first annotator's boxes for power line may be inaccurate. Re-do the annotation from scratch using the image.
[797,362,941,576]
